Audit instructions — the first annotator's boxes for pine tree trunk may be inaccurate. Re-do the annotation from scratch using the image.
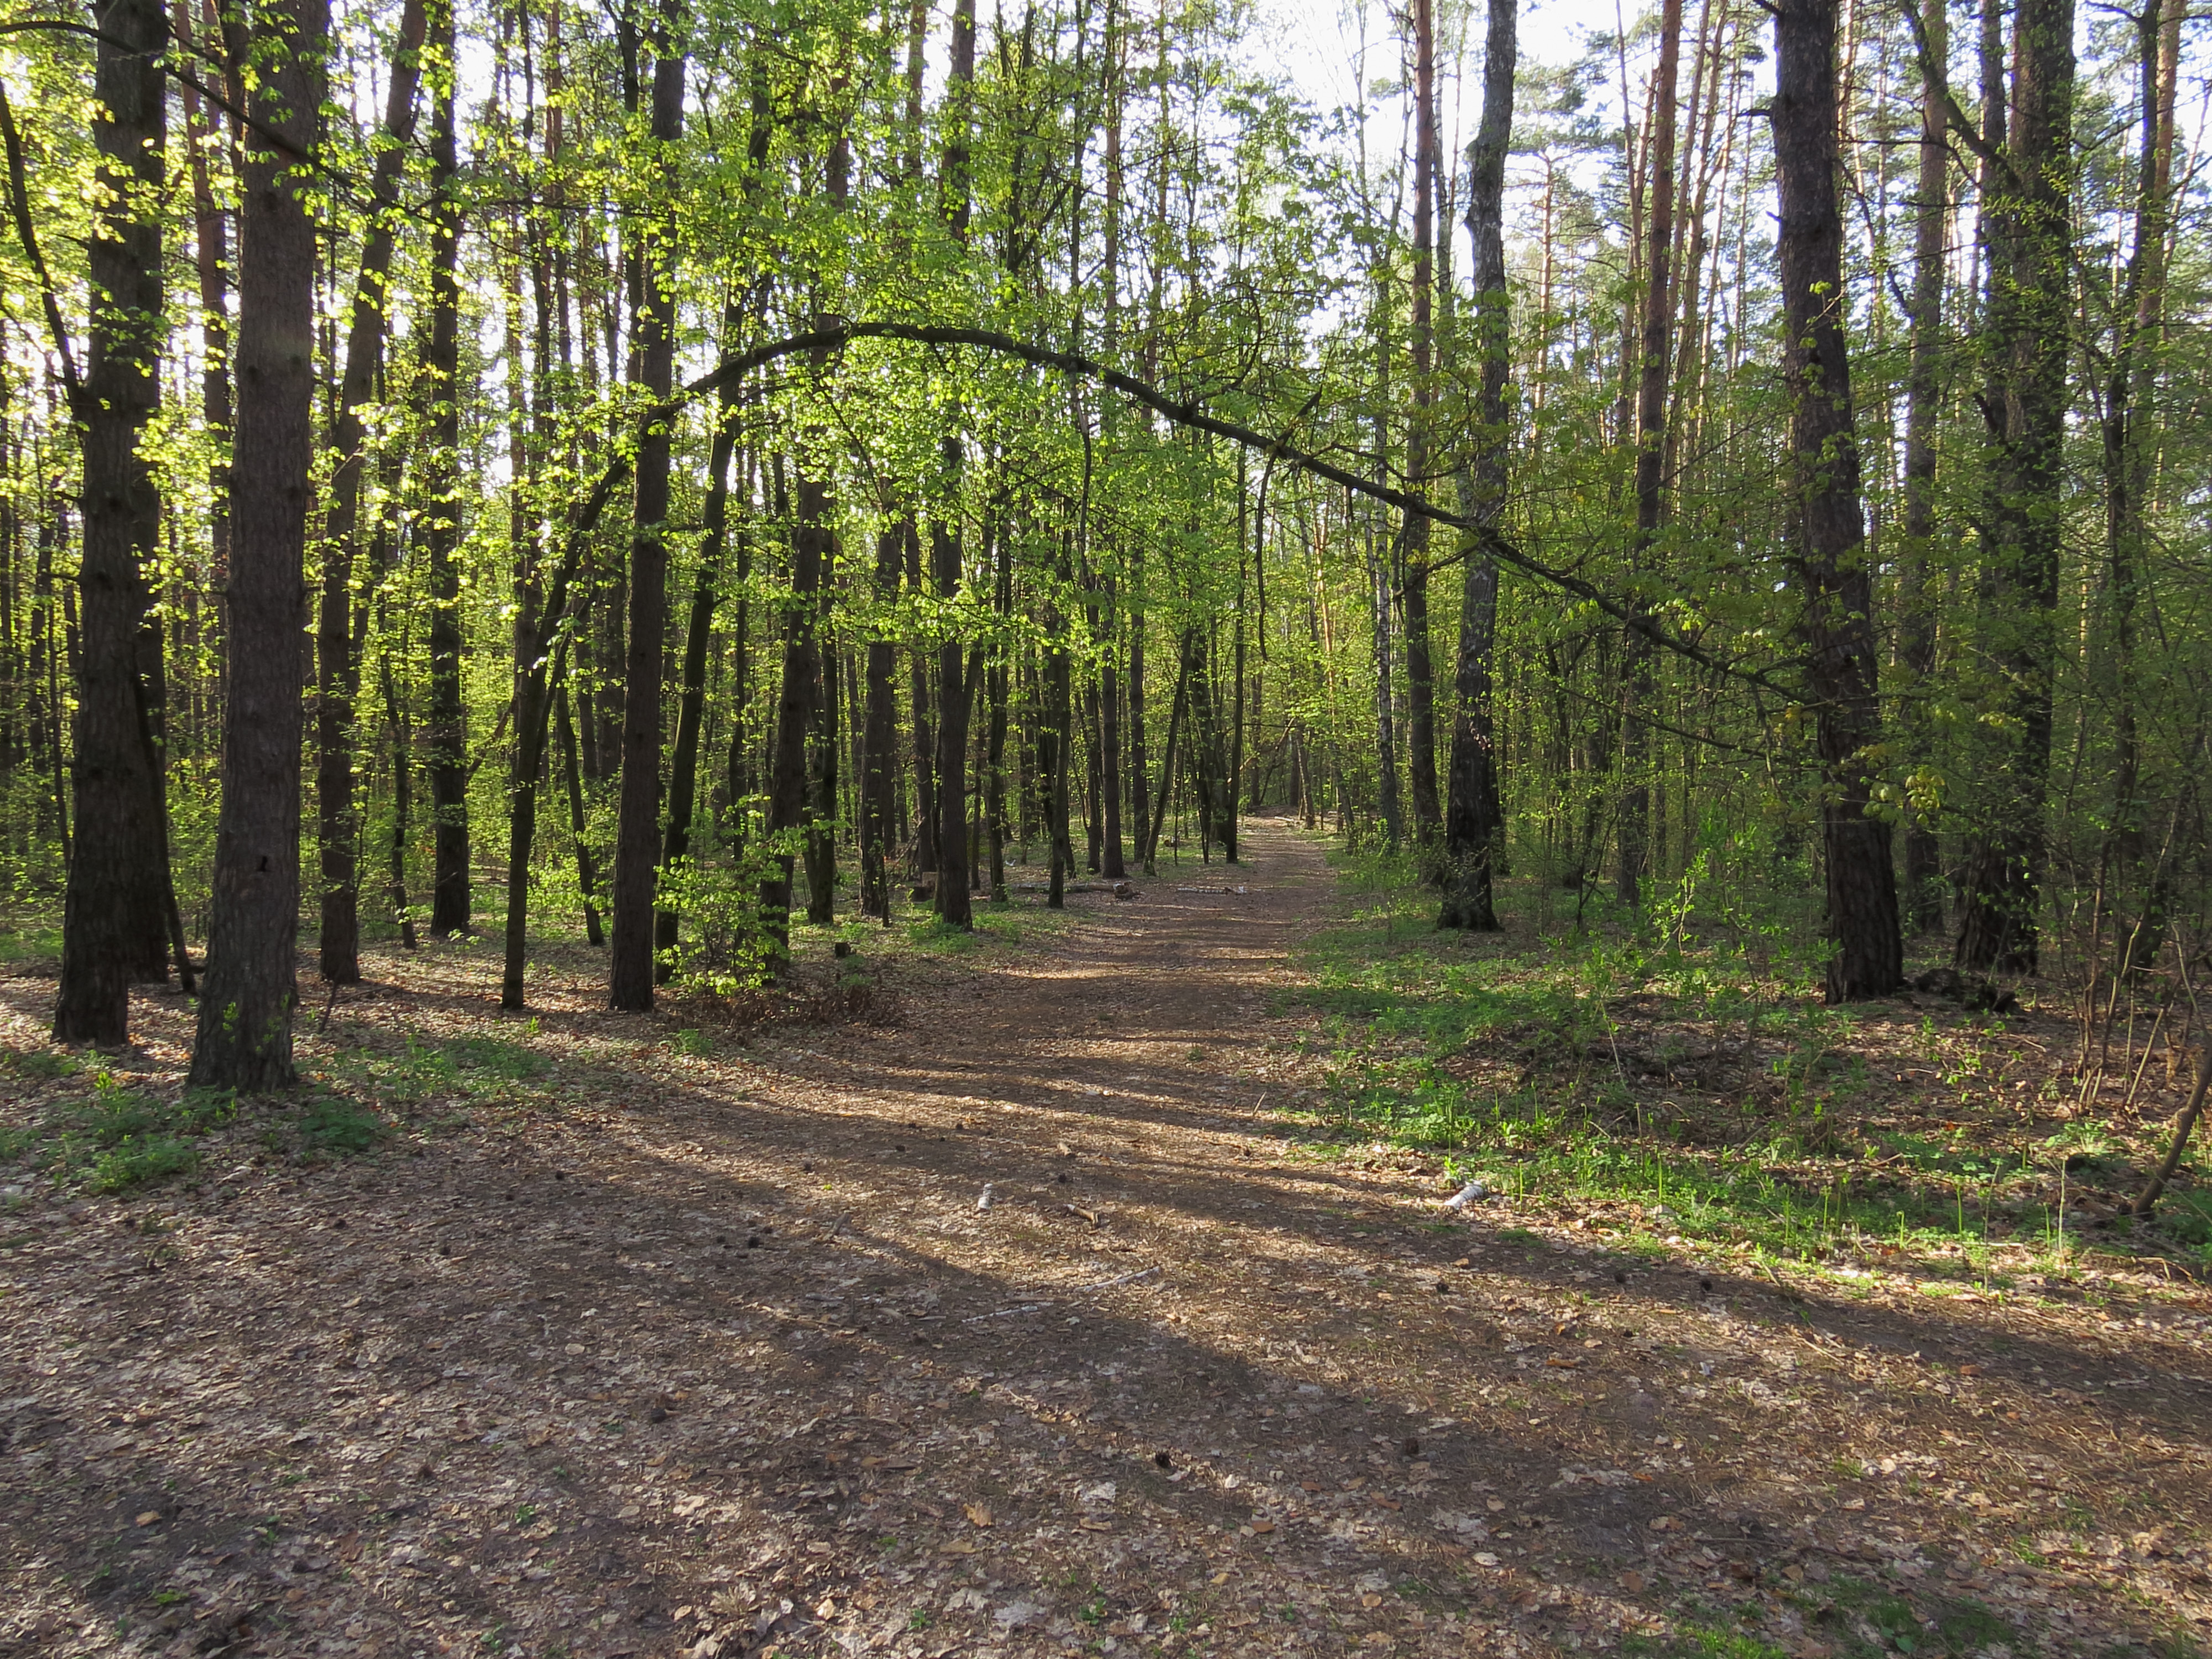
[1618,0,1683,908]
[1953,0,2073,974]
[314,0,426,984]
[606,4,685,1009]
[187,0,326,1092]
[1400,0,1442,850]
[55,0,173,1045]
[424,2,471,940]
[656,313,742,975]
[1439,0,1516,932]
[1773,0,1902,1002]
[932,0,978,928]
[1898,0,1947,933]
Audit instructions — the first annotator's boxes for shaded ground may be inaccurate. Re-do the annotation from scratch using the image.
[1,816,2207,1659]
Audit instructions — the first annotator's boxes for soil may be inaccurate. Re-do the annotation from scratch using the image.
[1,816,2207,1659]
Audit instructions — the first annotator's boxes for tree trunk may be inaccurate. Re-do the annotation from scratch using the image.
[656,312,742,977]
[1400,0,1442,849]
[1772,0,1902,1002]
[1897,0,1947,933]
[761,467,827,964]
[424,5,470,940]
[54,0,173,1045]
[607,3,685,1010]
[932,0,978,928]
[860,520,900,920]
[187,0,326,1092]
[1953,0,2073,974]
[1439,0,1516,932]
[2102,0,2180,973]
[1617,0,1683,909]
[557,685,603,943]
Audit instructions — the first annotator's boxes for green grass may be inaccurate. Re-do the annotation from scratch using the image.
[1281,841,2160,1272]
[1632,1579,2028,1659]
[16,1080,240,1194]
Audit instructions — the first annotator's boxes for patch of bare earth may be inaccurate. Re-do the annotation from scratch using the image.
[1,817,2206,1659]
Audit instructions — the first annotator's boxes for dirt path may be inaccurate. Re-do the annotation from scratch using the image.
[2,817,2208,1659]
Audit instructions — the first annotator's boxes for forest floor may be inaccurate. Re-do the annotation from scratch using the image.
[0,815,2208,1659]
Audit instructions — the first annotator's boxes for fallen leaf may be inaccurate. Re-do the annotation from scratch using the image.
[964,1503,994,1528]
[133,1511,161,1527]
[1250,1520,1275,1535]
[1620,1570,1647,1593]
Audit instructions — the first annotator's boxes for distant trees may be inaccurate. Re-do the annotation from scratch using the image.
[0,0,2197,1073]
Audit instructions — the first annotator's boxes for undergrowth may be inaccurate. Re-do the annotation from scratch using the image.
[1282,839,2210,1276]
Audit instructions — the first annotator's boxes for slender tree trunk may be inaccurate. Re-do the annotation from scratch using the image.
[932,0,979,927]
[861,520,900,920]
[188,0,326,1091]
[1400,0,1442,849]
[1773,0,1902,1001]
[424,6,470,940]
[607,2,685,1009]
[763,472,827,963]
[1439,0,1516,932]
[1897,0,1947,933]
[315,0,426,983]
[557,684,603,943]
[1954,0,2073,974]
[55,0,172,1045]
[2103,0,2180,973]
[905,518,936,877]
[382,652,420,949]
[655,311,742,977]
[1617,0,1683,907]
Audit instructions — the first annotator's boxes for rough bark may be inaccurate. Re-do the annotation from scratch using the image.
[188,0,326,1091]
[1400,0,1441,848]
[932,0,979,928]
[1439,0,1515,933]
[316,0,427,983]
[1953,0,2073,974]
[1617,0,1683,907]
[607,4,684,1009]
[423,5,470,940]
[1897,0,1947,933]
[1773,0,1903,1001]
[54,0,173,1046]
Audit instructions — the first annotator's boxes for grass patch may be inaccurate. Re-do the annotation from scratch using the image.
[295,1097,387,1159]
[8,1080,242,1194]
[1285,840,2160,1273]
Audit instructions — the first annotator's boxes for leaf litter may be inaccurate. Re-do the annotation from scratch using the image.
[0,820,2203,1657]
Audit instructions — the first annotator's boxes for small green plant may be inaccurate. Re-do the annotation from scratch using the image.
[10,1049,79,1081]
[515,1504,538,1526]
[296,1097,385,1159]
[907,1608,931,1633]
[668,1028,714,1058]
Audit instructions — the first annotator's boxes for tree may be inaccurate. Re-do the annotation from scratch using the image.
[1771,0,1902,1002]
[189,0,328,1092]
[52,0,175,1045]
[1439,0,1515,933]
[607,0,685,1010]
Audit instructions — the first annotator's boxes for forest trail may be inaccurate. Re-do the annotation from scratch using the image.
[2,820,2209,1658]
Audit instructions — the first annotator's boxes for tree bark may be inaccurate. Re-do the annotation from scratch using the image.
[860,520,900,920]
[54,0,173,1045]
[1953,0,2073,974]
[656,312,742,977]
[1616,0,1683,907]
[1400,0,1442,849]
[1439,0,1516,933]
[189,0,326,1091]
[1897,0,1947,934]
[1772,0,1903,1002]
[932,0,979,927]
[761,476,826,965]
[315,0,427,983]
[606,2,684,1009]
[424,1,470,940]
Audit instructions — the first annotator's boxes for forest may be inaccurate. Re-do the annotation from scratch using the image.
[0,0,2200,1071]
[1,0,2210,1652]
